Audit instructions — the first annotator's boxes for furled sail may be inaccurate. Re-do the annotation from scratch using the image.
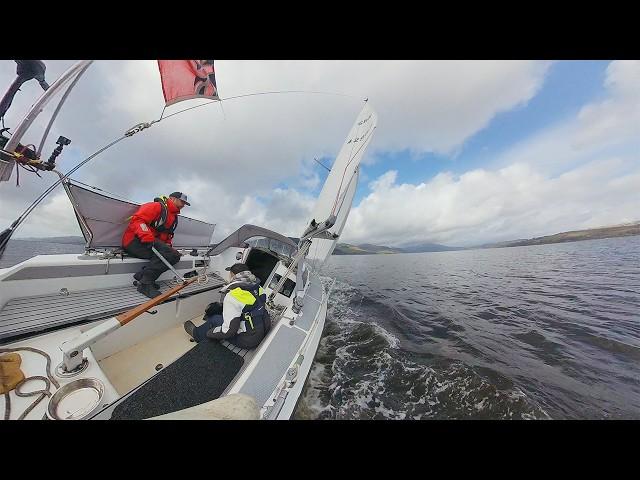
[157,60,219,106]
[304,101,377,269]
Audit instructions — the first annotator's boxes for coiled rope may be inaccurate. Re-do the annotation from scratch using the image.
[1,347,60,420]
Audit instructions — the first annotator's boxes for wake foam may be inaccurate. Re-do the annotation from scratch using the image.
[295,278,551,420]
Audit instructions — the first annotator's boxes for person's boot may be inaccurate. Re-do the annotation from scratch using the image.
[183,320,196,342]
[137,282,161,299]
[133,269,160,289]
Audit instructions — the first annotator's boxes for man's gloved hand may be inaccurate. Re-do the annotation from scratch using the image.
[205,302,223,317]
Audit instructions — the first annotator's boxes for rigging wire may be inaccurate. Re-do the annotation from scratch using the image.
[0,87,364,254]
[313,157,331,172]
[158,90,358,122]
[0,135,128,252]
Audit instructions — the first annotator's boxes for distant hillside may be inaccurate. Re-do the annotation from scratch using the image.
[333,242,460,255]
[333,243,404,255]
[479,222,640,249]
[14,236,85,245]
[333,221,640,256]
[401,242,465,253]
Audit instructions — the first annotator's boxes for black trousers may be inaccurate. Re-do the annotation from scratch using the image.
[124,238,180,284]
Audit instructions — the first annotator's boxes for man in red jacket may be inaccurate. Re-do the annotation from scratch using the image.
[122,192,190,298]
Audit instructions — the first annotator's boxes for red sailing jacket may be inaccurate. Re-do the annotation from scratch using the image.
[122,199,180,248]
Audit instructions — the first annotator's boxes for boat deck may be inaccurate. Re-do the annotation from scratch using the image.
[0,273,226,342]
[110,337,247,420]
[97,313,255,419]
[98,319,252,395]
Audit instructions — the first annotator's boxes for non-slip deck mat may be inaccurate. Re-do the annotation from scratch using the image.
[110,340,244,420]
[0,273,225,341]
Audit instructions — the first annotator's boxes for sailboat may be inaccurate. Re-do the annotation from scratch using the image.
[0,60,377,420]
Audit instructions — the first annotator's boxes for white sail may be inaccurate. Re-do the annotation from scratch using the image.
[304,101,377,268]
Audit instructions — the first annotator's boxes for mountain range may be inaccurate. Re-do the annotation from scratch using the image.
[333,242,462,255]
[478,222,640,249]
[333,221,640,255]
[13,221,640,255]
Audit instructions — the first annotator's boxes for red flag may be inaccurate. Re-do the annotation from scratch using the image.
[157,60,219,106]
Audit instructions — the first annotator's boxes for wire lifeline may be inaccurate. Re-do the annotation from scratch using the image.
[1,89,361,253]
[0,135,129,250]
[158,90,359,122]
[154,89,369,248]
[14,89,357,200]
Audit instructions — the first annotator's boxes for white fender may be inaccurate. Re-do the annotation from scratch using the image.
[146,393,260,420]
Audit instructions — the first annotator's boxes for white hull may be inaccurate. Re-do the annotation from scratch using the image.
[0,96,377,420]
[0,246,329,420]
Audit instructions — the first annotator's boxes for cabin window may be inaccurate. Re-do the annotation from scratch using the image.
[245,248,279,286]
[246,237,297,259]
[268,274,296,298]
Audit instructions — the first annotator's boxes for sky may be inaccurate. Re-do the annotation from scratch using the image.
[0,60,638,247]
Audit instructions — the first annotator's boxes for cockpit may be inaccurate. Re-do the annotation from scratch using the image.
[244,237,298,296]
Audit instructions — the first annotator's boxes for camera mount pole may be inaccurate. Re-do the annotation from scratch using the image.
[46,136,71,168]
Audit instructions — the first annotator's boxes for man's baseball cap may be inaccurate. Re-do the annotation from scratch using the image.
[169,192,191,206]
[225,263,250,274]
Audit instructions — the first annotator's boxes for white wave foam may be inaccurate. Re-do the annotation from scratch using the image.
[324,277,401,349]
[297,276,551,420]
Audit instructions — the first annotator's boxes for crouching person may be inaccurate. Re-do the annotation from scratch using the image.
[184,263,271,349]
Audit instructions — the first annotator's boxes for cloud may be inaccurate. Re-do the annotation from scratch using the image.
[10,191,83,238]
[572,60,640,151]
[0,60,549,239]
[344,157,640,247]
[497,60,640,175]
[343,60,640,247]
